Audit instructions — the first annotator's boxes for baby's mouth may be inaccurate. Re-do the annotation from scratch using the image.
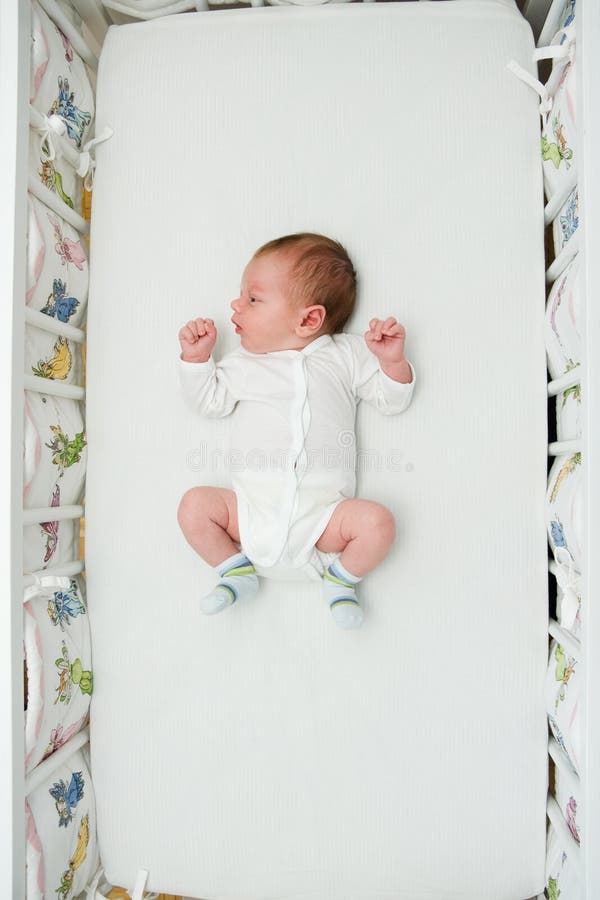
[231,317,242,333]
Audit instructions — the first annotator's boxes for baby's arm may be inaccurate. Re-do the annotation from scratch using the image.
[343,322,415,415]
[178,318,237,417]
[364,317,413,384]
[179,317,217,363]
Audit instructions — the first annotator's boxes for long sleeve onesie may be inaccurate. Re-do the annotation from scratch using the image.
[179,332,415,578]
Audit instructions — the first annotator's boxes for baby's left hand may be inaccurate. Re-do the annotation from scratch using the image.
[365,317,407,366]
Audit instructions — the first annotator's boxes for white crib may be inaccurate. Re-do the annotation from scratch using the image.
[1,0,599,897]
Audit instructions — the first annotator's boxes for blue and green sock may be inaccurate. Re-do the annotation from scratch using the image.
[200,551,258,615]
[323,559,364,629]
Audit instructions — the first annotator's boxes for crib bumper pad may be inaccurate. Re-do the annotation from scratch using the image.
[24,392,86,507]
[545,823,582,899]
[29,125,83,216]
[26,325,83,387]
[554,763,582,848]
[555,384,581,442]
[23,189,88,572]
[541,53,576,201]
[545,257,580,381]
[546,637,580,774]
[26,193,89,324]
[30,1,95,152]
[24,576,92,773]
[24,516,80,574]
[26,747,99,899]
[547,451,582,572]
[552,186,579,256]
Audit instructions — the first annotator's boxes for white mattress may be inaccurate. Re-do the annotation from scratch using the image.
[86,3,548,898]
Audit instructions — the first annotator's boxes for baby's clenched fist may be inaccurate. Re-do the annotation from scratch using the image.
[178,318,217,363]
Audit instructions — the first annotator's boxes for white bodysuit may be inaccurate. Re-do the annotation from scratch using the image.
[179,333,415,579]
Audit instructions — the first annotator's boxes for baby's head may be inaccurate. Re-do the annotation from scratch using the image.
[230,233,356,354]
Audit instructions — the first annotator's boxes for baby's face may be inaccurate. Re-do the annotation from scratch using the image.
[230,252,304,354]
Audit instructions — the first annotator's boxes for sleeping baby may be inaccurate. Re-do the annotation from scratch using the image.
[177,233,415,629]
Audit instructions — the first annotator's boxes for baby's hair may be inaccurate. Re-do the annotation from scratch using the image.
[253,232,356,334]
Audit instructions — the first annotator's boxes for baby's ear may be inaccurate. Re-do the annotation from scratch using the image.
[298,305,326,335]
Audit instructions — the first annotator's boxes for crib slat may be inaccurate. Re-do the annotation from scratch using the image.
[24,727,89,796]
[67,0,111,46]
[548,439,581,456]
[548,735,580,784]
[27,176,90,236]
[23,374,85,400]
[546,231,580,284]
[24,307,86,344]
[548,366,581,397]
[23,374,85,399]
[549,617,582,659]
[23,505,84,526]
[545,169,579,227]
[36,0,99,70]
[536,0,568,47]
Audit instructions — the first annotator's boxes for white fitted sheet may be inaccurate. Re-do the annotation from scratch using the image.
[86,3,548,897]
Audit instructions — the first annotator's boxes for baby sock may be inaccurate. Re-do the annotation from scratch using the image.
[322,558,364,629]
[200,551,258,615]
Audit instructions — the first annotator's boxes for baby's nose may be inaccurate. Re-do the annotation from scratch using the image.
[231,297,241,312]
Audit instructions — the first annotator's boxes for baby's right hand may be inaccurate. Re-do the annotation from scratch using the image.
[178,318,217,363]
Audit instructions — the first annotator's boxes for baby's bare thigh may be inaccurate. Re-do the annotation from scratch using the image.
[316,498,390,552]
[188,485,241,544]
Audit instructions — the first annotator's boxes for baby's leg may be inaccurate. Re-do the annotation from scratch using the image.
[316,499,396,577]
[316,499,396,629]
[177,486,240,566]
[177,487,258,614]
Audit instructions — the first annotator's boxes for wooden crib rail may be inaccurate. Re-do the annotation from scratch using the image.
[548,366,581,397]
[24,727,90,797]
[28,174,90,235]
[37,0,99,69]
[22,504,84,526]
[23,560,85,590]
[25,308,86,345]
[23,374,85,400]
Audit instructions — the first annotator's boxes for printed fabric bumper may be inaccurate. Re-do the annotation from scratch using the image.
[24,575,92,773]
[26,323,83,387]
[26,746,99,900]
[23,390,86,573]
[27,193,89,328]
[545,255,581,442]
[541,44,576,201]
[545,822,582,900]
[24,391,87,510]
[546,637,580,775]
[553,186,579,257]
[554,762,581,848]
[30,0,94,151]
[553,548,582,638]
[547,451,582,572]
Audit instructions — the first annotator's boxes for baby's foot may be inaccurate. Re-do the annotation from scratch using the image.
[322,560,364,629]
[201,552,258,615]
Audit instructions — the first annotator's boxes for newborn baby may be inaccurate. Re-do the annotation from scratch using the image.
[178,233,415,628]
